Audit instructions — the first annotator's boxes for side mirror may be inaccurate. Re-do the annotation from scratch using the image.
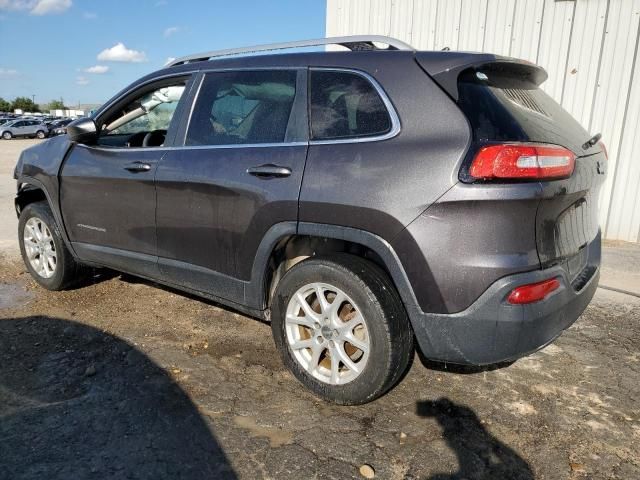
[67,117,98,144]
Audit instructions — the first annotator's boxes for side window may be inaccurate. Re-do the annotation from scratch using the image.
[310,70,392,141]
[98,78,188,147]
[186,70,297,146]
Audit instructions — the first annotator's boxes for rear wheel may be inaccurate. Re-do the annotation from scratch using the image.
[19,201,86,290]
[2,131,12,140]
[271,255,413,405]
[36,130,46,139]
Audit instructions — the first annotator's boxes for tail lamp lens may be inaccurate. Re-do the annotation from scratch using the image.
[470,144,576,180]
[507,278,560,305]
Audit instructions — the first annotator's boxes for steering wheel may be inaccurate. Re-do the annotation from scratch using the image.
[142,129,167,147]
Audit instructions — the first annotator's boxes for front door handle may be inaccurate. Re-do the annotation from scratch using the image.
[247,164,292,178]
[124,162,152,173]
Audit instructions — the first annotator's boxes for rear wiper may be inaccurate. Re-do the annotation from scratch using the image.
[582,133,602,150]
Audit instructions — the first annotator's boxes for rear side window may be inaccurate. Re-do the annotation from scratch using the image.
[186,70,297,146]
[309,70,392,141]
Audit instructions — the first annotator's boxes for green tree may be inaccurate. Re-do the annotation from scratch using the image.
[46,99,67,111]
[11,97,40,112]
[0,97,11,112]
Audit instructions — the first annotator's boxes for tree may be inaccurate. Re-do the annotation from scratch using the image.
[46,99,66,111]
[0,97,11,112]
[11,97,40,112]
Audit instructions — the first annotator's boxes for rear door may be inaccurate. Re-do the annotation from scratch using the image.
[155,69,307,305]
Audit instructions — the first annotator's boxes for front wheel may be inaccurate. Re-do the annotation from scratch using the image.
[36,130,46,139]
[271,255,414,405]
[2,131,12,140]
[19,201,86,290]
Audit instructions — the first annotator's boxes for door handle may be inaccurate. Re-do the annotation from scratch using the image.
[247,164,292,178]
[124,162,152,173]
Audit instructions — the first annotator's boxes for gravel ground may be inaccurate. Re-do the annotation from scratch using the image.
[1,139,639,479]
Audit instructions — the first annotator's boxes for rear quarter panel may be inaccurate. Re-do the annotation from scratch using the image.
[299,53,471,241]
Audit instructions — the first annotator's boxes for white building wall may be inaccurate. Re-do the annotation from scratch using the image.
[327,0,640,243]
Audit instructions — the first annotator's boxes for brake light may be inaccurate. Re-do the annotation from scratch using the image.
[470,144,576,180]
[507,278,560,304]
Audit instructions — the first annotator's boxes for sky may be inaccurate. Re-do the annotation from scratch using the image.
[0,0,326,108]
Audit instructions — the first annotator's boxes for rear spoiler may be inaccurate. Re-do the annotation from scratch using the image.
[415,51,548,101]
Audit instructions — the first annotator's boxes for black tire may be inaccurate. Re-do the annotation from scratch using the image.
[271,254,414,405]
[2,131,12,140]
[36,130,46,139]
[18,201,86,290]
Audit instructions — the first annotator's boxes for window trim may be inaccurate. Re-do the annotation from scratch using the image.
[89,72,195,151]
[308,67,401,145]
[181,67,304,148]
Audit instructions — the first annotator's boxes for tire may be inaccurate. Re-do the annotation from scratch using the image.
[36,130,46,139]
[2,131,12,140]
[271,254,414,405]
[18,201,86,290]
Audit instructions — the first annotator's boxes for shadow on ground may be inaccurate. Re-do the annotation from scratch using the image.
[417,398,534,480]
[0,316,236,480]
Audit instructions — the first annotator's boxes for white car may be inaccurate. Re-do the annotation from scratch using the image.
[1,120,49,140]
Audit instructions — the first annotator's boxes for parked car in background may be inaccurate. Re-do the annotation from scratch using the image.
[1,119,48,139]
[48,118,73,136]
[12,36,606,404]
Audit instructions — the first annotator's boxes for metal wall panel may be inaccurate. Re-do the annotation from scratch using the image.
[326,0,640,242]
[509,0,545,62]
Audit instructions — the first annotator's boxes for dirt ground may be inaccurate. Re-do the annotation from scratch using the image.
[1,139,639,479]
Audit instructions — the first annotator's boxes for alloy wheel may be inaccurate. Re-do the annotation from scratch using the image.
[285,282,370,385]
[23,217,57,278]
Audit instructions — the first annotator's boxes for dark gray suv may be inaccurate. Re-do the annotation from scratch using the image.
[13,36,606,404]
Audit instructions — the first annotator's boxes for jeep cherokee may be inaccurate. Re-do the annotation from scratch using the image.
[13,36,606,405]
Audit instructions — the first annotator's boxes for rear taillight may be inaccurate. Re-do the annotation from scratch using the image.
[470,143,576,180]
[507,278,560,304]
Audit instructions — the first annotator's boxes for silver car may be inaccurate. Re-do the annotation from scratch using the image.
[0,120,49,140]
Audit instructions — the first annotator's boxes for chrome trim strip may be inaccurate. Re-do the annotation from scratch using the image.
[176,141,307,150]
[90,67,400,151]
[76,141,307,153]
[308,67,401,145]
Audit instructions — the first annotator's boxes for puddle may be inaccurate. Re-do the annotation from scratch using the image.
[0,282,34,309]
[233,415,293,447]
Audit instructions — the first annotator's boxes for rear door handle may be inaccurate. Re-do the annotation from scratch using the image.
[124,162,152,173]
[247,164,292,178]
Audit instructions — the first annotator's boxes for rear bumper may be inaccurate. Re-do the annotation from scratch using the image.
[409,235,600,365]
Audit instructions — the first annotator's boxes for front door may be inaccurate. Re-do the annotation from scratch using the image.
[155,69,308,306]
[59,75,192,277]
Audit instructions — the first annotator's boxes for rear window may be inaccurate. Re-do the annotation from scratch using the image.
[309,70,391,141]
[457,69,589,154]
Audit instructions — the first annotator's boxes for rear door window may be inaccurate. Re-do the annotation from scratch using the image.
[309,70,392,141]
[186,70,297,146]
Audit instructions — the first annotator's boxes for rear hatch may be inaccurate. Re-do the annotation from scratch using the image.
[416,52,606,279]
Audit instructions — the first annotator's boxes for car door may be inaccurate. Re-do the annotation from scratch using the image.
[155,69,308,306]
[59,74,194,278]
[12,120,28,136]
[28,121,40,135]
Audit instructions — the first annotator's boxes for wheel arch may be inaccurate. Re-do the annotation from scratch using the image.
[248,222,422,319]
[15,176,77,257]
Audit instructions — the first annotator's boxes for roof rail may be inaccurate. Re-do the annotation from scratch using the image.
[167,35,414,67]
